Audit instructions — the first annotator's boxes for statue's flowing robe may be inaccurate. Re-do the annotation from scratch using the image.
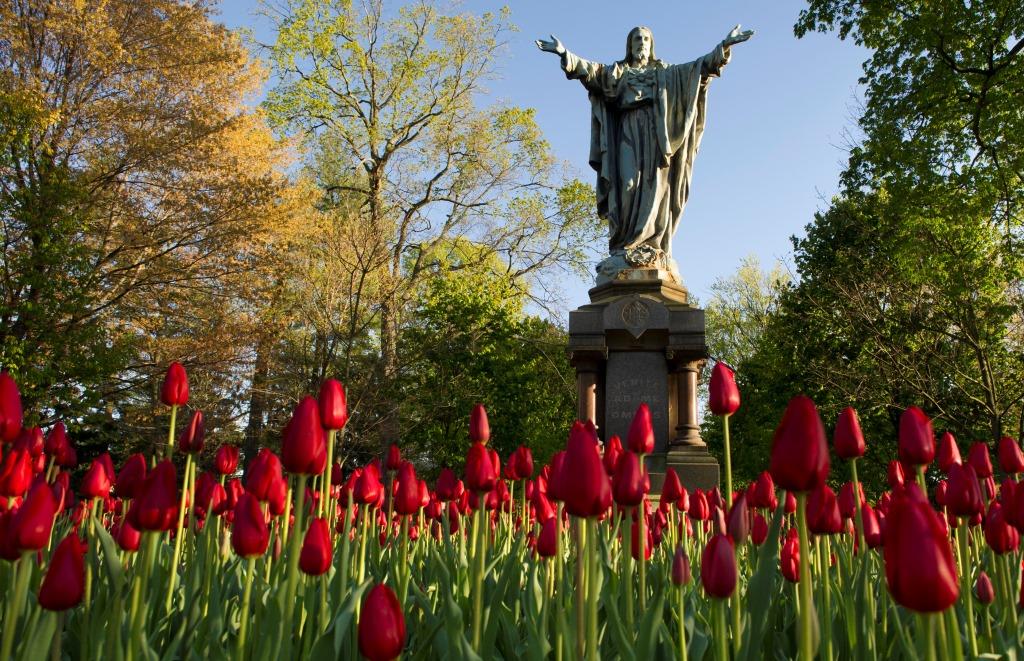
[562,45,729,257]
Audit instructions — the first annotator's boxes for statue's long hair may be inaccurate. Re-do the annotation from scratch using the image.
[623,26,662,67]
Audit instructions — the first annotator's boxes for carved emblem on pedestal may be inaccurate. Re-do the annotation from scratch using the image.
[621,298,650,338]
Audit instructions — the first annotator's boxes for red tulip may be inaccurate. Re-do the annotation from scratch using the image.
[833,407,865,459]
[11,481,57,550]
[862,503,882,548]
[0,371,23,442]
[0,447,32,497]
[511,446,534,480]
[630,518,653,560]
[727,494,750,544]
[807,484,842,535]
[299,517,332,576]
[936,432,961,474]
[780,529,800,582]
[661,468,683,505]
[385,444,402,472]
[898,406,934,466]
[114,518,142,552]
[612,452,648,507]
[129,460,178,531]
[194,472,224,518]
[231,493,269,557]
[354,465,384,506]
[708,362,740,416]
[946,463,983,518]
[246,448,284,502]
[469,403,490,444]
[983,502,1019,554]
[81,458,112,500]
[701,533,737,598]
[435,468,462,502]
[561,422,612,518]
[838,482,865,520]
[464,442,497,493]
[358,584,406,661]
[883,485,958,612]
[751,512,768,545]
[603,435,624,475]
[318,378,348,431]
[215,445,240,475]
[37,534,85,610]
[394,462,422,516]
[627,403,655,454]
[975,571,995,605]
[768,395,829,492]
[114,453,147,500]
[671,546,691,585]
[160,362,189,407]
[998,437,1024,475]
[282,396,327,476]
[536,516,559,558]
[749,471,777,511]
[177,410,205,454]
[688,488,710,521]
[886,460,905,489]
[967,442,993,479]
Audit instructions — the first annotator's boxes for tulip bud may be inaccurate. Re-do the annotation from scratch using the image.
[898,406,934,467]
[751,512,768,545]
[701,534,737,598]
[661,468,683,504]
[246,449,284,502]
[385,444,402,472]
[464,442,497,493]
[768,396,829,492]
[612,451,648,507]
[688,488,710,521]
[469,403,490,444]
[394,462,422,516]
[983,502,1019,554]
[114,518,142,552]
[883,485,959,612]
[862,503,882,548]
[749,471,777,511]
[0,371,23,442]
[967,442,993,479]
[975,571,995,605]
[602,435,624,475]
[299,517,332,576]
[833,407,865,459]
[37,534,85,610]
[281,396,327,476]
[358,584,406,661]
[998,437,1024,475]
[435,468,462,502]
[936,432,961,474]
[0,448,33,497]
[780,529,800,582]
[627,403,655,455]
[81,458,113,499]
[215,445,240,475]
[838,481,864,520]
[727,494,750,544]
[887,460,905,489]
[318,378,349,431]
[708,362,740,416]
[114,453,147,500]
[946,463,983,518]
[807,484,842,535]
[160,362,189,407]
[561,422,612,518]
[11,481,57,550]
[129,460,178,531]
[177,410,205,454]
[671,545,691,585]
[354,465,384,506]
[232,493,270,558]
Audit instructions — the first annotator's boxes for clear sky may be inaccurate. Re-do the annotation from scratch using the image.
[216,0,868,310]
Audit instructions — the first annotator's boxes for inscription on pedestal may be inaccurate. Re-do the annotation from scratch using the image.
[604,351,669,453]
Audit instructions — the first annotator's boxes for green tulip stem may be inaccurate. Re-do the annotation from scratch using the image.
[587,518,599,660]
[723,413,733,509]
[235,556,257,661]
[638,502,647,611]
[678,583,688,661]
[850,459,866,554]
[713,598,728,661]
[795,492,815,661]
[1003,553,1019,631]
[472,493,487,651]
[320,430,336,519]
[918,613,936,661]
[337,490,353,606]
[622,513,635,629]
[0,551,32,661]
[575,517,587,660]
[283,473,309,642]
[166,404,178,459]
[818,537,833,661]
[943,607,963,661]
[399,515,410,604]
[167,453,195,612]
[954,521,979,656]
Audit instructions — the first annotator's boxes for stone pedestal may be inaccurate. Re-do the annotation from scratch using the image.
[568,270,719,494]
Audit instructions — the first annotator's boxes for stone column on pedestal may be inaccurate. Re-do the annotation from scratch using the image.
[673,359,705,446]
[575,360,599,425]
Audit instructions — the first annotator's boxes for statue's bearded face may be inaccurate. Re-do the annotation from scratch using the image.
[630,29,652,64]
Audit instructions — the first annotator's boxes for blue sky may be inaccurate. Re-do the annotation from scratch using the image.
[216,0,867,310]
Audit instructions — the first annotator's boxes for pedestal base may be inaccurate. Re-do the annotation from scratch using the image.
[646,446,721,496]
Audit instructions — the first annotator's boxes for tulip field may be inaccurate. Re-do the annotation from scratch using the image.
[1,364,1023,660]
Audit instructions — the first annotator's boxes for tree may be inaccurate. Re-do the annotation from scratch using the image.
[261,0,600,449]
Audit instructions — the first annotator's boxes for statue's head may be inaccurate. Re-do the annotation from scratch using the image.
[625,26,655,66]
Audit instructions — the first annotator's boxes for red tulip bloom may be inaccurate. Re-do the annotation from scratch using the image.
[780,529,800,583]
[129,460,178,532]
[661,468,683,505]
[246,449,284,502]
[510,446,534,480]
[631,518,653,560]
[898,406,934,467]
[751,512,769,545]
[177,410,205,454]
[300,517,332,576]
[883,485,959,612]
[160,362,189,407]
[688,488,710,521]
[37,534,85,611]
[708,362,740,416]
[946,463,983,518]
[749,471,777,511]
[114,453,147,500]
[936,432,961,474]
[469,403,490,444]
[886,460,905,489]
[862,503,882,548]
[81,460,111,501]
[833,407,865,459]
[385,444,402,472]
[282,396,327,476]
[701,533,737,598]
[318,378,349,431]
[807,484,842,535]
[0,447,32,497]
[435,468,462,502]
[967,442,993,479]
[975,571,995,604]
[0,371,23,442]
[465,442,497,493]
[215,445,240,475]
[354,465,384,506]
[768,395,829,493]
[232,493,269,558]
[603,435,624,476]
[394,462,422,516]
[560,422,612,518]
[11,482,57,550]
[838,482,865,520]
[613,452,648,507]
[114,518,142,552]
[983,502,1019,554]
[998,437,1024,475]
[627,403,655,454]
[727,494,750,544]
[358,584,406,661]
[671,546,691,585]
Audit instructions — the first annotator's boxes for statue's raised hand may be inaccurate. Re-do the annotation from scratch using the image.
[535,35,566,56]
[722,24,754,48]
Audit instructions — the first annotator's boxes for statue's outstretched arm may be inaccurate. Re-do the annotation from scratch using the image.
[536,34,602,88]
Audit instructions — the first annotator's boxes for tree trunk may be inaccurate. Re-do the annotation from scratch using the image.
[243,337,270,471]
[379,294,400,451]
